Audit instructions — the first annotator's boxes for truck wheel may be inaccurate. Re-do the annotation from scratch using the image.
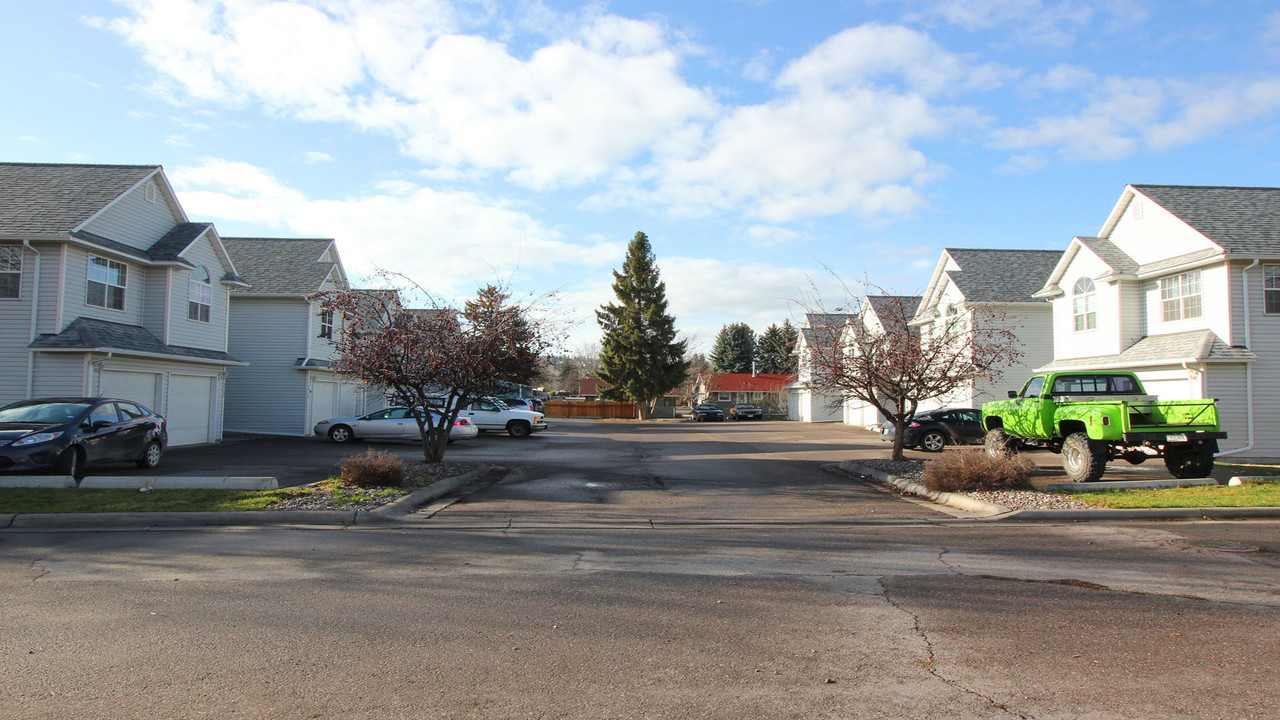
[1164,446,1215,479]
[919,431,947,452]
[1062,432,1107,483]
[984,429,1017,458]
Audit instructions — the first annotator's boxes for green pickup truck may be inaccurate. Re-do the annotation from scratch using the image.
[981,371,1226,483]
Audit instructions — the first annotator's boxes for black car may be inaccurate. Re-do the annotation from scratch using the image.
[692,403,725,422]
[879,408,984,452]
[0,397,167,477]
[729,404,763,420]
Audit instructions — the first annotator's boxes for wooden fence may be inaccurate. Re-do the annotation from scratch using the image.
[543,400,637,419]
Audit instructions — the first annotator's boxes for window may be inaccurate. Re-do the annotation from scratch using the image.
[1020,376,1045,399]
[0,246,20,299]
[1161,270,1202,322]
[319,309,334,339]
[117,402,147,420]
[88,403,120,426]
[1072,277,1096,332]
[1265,266,1280,315]
[188,266,211,322]
[1050,375,1141,395]
[87,256,126,310]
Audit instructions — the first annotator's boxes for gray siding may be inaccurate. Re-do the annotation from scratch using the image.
[142,266,170,342]
[1237,258,1280,456]
[1204,364,1250,455]
[31,353,88,397]
[0,244,36,405]
[168,237,232,352]
[224,297,309,434]
[61,246,146,326]
[81,181,180,251]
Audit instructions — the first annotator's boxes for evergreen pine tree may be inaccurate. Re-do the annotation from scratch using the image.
[756,320,799,374]
[596,232,688,418]
[710,323,755,373]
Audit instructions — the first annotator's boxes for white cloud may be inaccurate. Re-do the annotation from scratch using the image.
[910,0,1145,47]
[169,157,621,299]
[304,150,334,164]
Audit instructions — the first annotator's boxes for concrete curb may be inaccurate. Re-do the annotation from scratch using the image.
[838,461,1013,516]
[839,461,1280,522]
[0,466,493,531]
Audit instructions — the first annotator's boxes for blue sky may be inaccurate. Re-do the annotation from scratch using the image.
[4,0,1280,353]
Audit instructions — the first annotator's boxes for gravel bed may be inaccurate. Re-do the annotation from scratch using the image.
[849,458,1093,511]
[267,461,485,511]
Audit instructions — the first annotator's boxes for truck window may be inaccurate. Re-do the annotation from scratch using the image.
[1051,375,1111,394]
[1021,377,1045,399]
[1110,375,1140,393]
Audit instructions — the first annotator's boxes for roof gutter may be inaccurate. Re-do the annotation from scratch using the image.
[1217,259,1259,458]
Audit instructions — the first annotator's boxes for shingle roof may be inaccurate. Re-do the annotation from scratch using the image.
[699,373,796,393]
[945,249,1062,303]
[1076,237,1138,275]
[149,222,213,262]
[804,313,851,328]
[1037,329,1256,371]
[222,237,337,294]
[0,163,159,237]
[1133,185,1280,256]
[864,295,921,333]
[28,318,242,364]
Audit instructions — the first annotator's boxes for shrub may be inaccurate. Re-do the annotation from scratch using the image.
[922,449,1036,493]
[339,449,408,488]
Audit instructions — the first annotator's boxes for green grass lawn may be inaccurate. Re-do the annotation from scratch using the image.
[0,480,406,514]
[1069,481,1280,509]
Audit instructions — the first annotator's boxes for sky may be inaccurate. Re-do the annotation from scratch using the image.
[3,0,1280,354]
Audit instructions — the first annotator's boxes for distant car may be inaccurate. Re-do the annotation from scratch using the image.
[692,403,725,422]
[503,397,546,413]
[315,408,477,444]
[0,397,167,477]
[729,404,763,421]
[457,397,547,437]
[879,408,984,452]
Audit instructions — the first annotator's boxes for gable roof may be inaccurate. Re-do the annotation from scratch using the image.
[1130,185,1280,256]
[863,295,921,334]
[28,317,244,365]
[1037,329,1256,372]
[698,373,796,393]
[942,248,1062,303]
[223,237,342,295]
[0,163,160,238]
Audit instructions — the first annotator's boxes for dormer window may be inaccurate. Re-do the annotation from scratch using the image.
[188,266,211,322]
[1161,270,1202,322]
[319,309,334,340]
[0,246,20,299]
[87,255,126,310]
[1072,277,1097,332]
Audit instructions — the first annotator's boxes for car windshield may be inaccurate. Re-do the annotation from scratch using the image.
[0,401,91,424]
[697,404,720,410]
[736,405,758,410]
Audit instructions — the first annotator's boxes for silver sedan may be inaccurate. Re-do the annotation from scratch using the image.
[313,407,478,443]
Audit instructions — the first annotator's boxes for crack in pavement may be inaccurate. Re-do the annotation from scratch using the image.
[877,577,1031,719]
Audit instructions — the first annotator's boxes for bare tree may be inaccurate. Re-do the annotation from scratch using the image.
[318,283,549,464]
[805,290,1023,461]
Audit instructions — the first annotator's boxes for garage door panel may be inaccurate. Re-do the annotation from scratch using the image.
[100,371,160,411]
[168,375,214,446]
[309,381,337,433]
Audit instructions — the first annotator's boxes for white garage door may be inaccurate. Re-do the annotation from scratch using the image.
[100,370,160,411]
[168,375,214,446]
[309,380,337,433]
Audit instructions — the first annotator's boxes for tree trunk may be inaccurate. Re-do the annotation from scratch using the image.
[891,419,908,462]
[636,399,652,420]
[419,427,448,464]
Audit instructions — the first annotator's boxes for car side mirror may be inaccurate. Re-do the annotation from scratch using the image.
[1007,390,1017,398]
[91,419,113,431]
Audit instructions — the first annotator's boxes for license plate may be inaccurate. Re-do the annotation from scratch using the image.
[1165,433,1188,442]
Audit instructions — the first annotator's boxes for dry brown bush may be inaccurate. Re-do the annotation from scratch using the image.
[922,450,1036,493]
[339,449,408,488]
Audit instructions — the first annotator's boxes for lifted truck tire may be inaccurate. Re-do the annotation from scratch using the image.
[1164,446,1215,479]
[1062,432,1108,483]
[984,428,1018,458]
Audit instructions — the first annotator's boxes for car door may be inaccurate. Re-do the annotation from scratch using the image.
[354,409,404,440]
[80,402,124,464]
[953,410,985,444]
[113,401,154,458]
[465,399,503,431]
[1005,376,1047,437]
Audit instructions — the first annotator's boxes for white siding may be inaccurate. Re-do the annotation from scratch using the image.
[1140,262,1231,340]
[976,304,1054,406]
[224,297,309,435]
[81,180,180,251]
[1051,249,1123,359]
[306,297,336,362]
[61,247,146,326]
[168,237,232,352]
[1107,194,1218,265]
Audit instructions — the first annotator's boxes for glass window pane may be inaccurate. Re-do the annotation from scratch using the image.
[87,281,106,307]
[0,273,18,299]
[0,247,20,271]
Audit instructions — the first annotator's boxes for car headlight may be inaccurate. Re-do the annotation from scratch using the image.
[315,420,329,426]
[13,431,64,447]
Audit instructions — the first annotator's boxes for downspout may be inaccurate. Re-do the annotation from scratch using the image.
[23,241,42,397]
[1217,259,1259,457]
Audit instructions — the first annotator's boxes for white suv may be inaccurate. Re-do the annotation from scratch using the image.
[459,397,548,438]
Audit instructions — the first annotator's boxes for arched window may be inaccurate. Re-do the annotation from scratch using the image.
[188,266,211,322]
[1072,277,1096,332]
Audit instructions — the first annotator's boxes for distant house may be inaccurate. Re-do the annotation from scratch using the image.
[0,162,246,446]
[788,313,851,422]
[841,295,922,428]
[578,377,609,400]
[908,248,1059,413]
[223,237,372,436]
[575,376,679,417]
[1034,184,1280,457]
[696,373,795,415]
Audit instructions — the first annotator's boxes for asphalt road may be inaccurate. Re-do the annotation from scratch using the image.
[3,419,1279,719]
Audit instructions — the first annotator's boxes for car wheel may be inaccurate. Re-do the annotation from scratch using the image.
[1062,432,1107,483]
[136,441,163,469]
[919,430,947,453]
[54,447,81,478]
[328,425,354,443]
[507,420,532,438]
